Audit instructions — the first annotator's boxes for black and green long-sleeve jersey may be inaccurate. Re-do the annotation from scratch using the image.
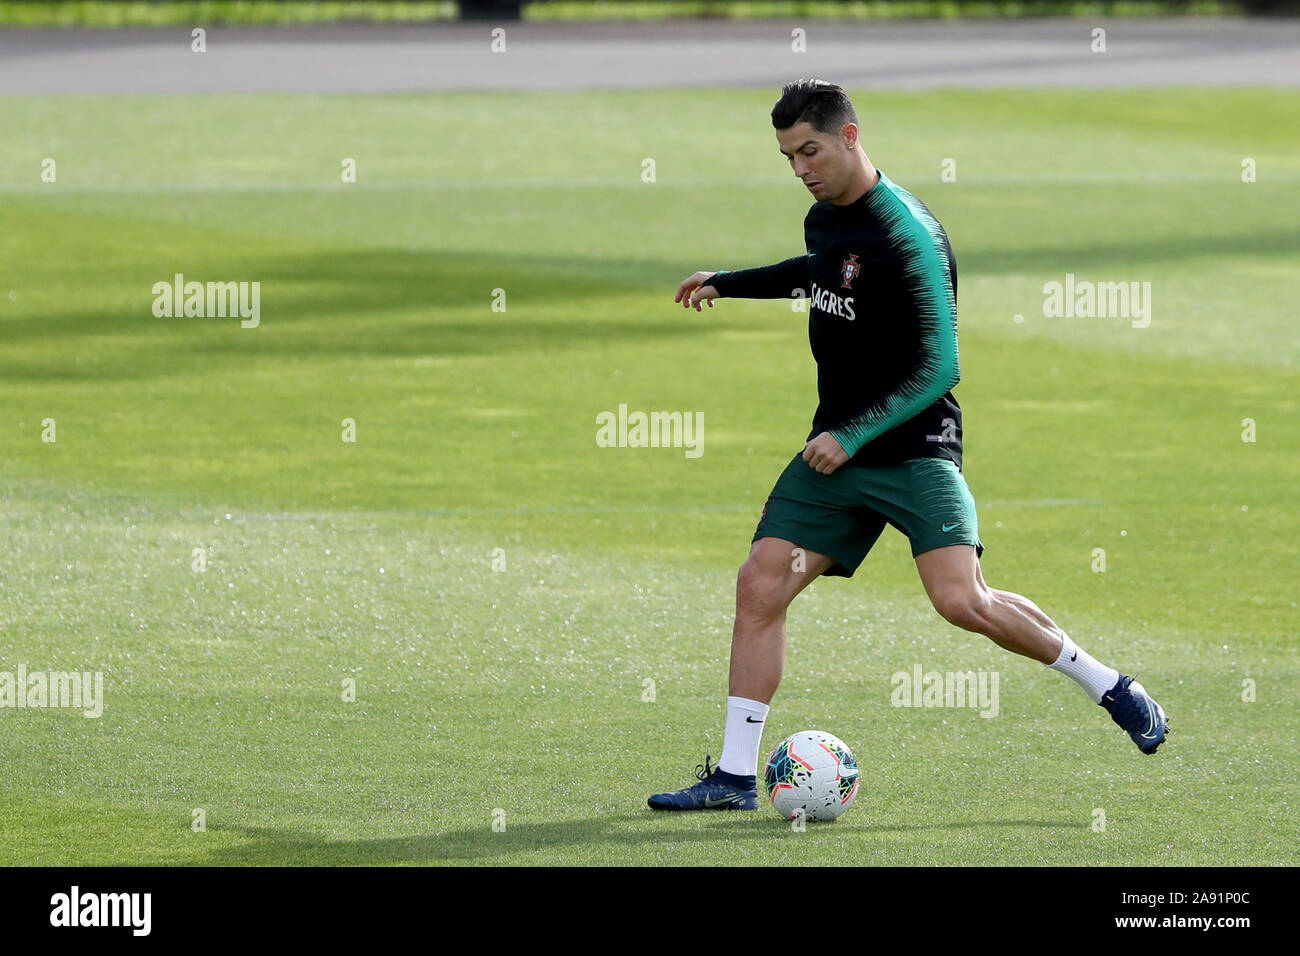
[708,169,965,469]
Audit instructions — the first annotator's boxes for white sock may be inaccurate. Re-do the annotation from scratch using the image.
[1048,633,1121,704]
[718,696,769,777]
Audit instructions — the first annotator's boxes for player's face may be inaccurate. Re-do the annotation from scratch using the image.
[777,121,850,201]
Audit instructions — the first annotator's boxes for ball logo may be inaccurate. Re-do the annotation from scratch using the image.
[840,253,861,290]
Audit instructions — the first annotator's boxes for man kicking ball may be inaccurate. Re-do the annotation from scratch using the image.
[649,79,1168,812]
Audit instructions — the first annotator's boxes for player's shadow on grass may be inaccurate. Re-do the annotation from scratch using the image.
[201,816,763,865]
[200,815,1086,865]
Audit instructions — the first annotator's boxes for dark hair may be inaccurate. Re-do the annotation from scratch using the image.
[771,79,858,135]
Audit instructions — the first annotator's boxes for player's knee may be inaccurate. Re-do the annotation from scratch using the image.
[931,586,991,632]
[735,558,789,621]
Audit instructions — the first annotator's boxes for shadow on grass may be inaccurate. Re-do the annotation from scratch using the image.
[9,223,1299,380]
[959,225,1300,278]
[15,219,1285,383]
[200,814,1087,865]
[0,248,744,381]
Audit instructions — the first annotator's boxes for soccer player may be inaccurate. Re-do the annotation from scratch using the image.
[648,79,1168,812]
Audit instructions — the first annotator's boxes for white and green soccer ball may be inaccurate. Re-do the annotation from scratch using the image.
[763,730,860,821]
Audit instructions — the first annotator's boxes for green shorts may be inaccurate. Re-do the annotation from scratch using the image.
[753,453,984,578]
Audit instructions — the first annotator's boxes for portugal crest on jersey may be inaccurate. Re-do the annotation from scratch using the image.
[840,253,861,290]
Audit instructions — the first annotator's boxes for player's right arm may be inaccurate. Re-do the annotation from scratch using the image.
[675,255,809,311]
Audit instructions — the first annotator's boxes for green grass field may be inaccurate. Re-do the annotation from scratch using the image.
[1,88,1296,865]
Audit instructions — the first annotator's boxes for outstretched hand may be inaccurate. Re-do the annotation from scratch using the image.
[675,271,720,311]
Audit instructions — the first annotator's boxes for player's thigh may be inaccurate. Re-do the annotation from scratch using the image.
[753,452,885,579]
[885,458,984,561]
[741,536,836,608]
[914,543,980,596]
[914,544,986,622]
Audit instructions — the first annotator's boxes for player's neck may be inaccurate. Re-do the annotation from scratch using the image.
[833,159,881,207]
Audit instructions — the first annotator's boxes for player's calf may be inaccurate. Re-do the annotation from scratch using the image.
[729,537,832,703]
